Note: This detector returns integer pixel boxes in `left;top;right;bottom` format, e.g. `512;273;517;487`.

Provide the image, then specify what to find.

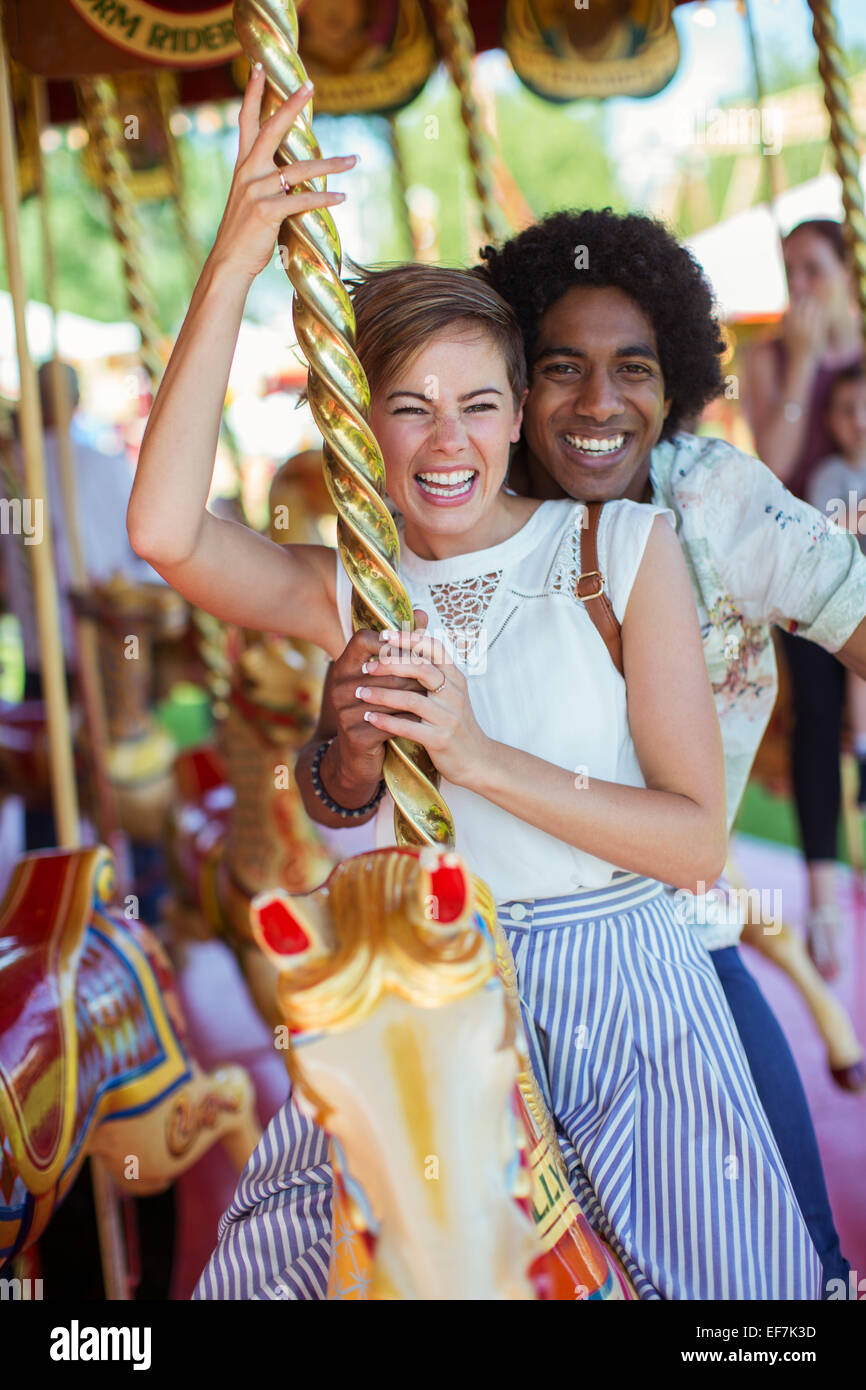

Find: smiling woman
344;262;535;557
369;331;529;556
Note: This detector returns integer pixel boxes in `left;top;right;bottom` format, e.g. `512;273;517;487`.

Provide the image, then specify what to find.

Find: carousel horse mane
252;847;504;1108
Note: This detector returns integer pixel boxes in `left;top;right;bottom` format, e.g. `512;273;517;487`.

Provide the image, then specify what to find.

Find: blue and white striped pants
193;872;821;1300
500;872;822;1300
193;1099;331;1301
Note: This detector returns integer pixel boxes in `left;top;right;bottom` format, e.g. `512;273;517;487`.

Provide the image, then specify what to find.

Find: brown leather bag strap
576;501;624;677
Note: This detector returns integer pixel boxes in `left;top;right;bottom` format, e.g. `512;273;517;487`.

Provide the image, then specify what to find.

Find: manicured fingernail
300;80;314;95
333;192;346;202
361;660;377;674
363;711;375;722
355;686;368;699
380;630;398;642
254;62;263;72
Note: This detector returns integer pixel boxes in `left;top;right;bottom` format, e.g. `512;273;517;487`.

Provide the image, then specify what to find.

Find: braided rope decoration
429;0;502;247
808;0;866;325
76;78;164;389
385;115;416;259
232;0;453;847
0;437;37;635
154;72;202;283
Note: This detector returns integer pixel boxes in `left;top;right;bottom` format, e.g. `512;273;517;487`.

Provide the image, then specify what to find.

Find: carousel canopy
4;1;698;120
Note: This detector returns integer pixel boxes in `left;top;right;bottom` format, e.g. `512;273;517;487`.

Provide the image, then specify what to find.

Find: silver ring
278;169;290;196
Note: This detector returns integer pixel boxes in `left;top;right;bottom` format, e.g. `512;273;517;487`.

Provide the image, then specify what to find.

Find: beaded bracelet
310;737;386;819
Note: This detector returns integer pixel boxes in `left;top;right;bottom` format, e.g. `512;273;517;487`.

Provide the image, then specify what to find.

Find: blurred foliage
393;73;622;261
674;40;866;238
493;91;624;219
0;137;232;330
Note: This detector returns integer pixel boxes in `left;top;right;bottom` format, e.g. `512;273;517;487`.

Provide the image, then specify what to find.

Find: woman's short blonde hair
346;263;527;408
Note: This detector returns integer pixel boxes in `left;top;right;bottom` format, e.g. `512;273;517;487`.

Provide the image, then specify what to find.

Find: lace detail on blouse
548;514;583;599
427;571;502;663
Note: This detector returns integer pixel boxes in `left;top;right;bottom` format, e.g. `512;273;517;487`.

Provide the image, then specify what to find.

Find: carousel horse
164;452;334;1028
251;845;635;1301
0;843;261;1271
70;575;188;844
165;621;333;1029
0;697;84;815
726;855;866;1091
743;629;865;1091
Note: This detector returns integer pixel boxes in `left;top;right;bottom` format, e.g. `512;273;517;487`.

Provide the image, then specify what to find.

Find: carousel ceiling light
39;128;61;154
169;111;192;136
66;124;88;150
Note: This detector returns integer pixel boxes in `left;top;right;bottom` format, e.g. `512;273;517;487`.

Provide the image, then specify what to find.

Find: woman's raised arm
742;312;821;481
127;66;352;655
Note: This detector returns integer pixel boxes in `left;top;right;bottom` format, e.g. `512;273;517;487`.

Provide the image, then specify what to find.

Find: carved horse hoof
805;906;843;982
830;1058;866;1093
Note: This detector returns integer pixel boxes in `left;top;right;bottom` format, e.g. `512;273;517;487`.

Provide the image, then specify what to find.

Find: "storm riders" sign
67;0;241;65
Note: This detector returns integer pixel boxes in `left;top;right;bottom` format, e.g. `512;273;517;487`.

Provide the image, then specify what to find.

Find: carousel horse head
252;847;540;1301
71;576;189;841
267;449;333;548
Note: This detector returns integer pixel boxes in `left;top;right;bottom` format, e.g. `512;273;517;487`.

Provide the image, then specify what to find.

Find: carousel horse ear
417;849;472;929
250;889;321;964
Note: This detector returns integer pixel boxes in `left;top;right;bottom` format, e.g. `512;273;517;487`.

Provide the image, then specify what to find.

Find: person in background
0;360;162;845
808;361;866;814
745;219;863;979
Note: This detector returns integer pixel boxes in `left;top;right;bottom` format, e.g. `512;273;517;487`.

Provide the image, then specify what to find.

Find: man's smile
560;431;632;464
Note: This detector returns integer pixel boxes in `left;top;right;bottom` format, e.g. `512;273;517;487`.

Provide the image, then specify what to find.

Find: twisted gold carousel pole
153;73;246;506
75;77;164;390
154;72;203;284
0;52;78;848
385;115;417;260
31;75;126;868
232;0;452;848
429;0;502;247
807;0;866;325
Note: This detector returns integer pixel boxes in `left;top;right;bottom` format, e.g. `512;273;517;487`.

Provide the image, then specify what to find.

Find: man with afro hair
479;207;725;454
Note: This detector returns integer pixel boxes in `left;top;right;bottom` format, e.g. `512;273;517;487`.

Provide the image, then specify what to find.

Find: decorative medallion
295;0;436;116
503;0;680;102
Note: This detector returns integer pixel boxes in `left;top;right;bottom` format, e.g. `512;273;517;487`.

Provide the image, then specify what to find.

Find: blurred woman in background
746;219;863;979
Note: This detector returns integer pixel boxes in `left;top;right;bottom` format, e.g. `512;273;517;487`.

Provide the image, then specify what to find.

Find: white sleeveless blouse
335;497;676;904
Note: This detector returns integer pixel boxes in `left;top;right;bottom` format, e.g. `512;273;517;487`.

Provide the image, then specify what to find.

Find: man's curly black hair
477;209;726;440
